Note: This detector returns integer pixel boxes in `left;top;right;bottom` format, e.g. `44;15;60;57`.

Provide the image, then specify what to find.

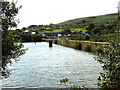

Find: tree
63;29;71;35
1;1;26;78
96;40;120;88
92;27;101;34
86;23;95;30
95;15;120;88
28;25;38;29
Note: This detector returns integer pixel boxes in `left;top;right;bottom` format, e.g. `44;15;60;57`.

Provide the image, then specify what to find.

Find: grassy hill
57;13;117;28
20;13;118;42
22;13;118;31
55;13;118;42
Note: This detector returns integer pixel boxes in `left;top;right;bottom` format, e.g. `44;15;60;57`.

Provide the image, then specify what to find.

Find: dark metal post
117;1;120;53
49;40;52;47
117;1;120;42
0;1;2;74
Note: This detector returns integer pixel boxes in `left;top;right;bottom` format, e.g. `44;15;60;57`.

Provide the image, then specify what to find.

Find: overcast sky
8;0;120;29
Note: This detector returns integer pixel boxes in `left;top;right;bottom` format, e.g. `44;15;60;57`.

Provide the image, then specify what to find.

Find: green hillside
20;13;118;42
57;13;117;28
21;13;118;31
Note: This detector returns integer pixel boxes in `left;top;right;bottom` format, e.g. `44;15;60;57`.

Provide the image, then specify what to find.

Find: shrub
96;46;103;53
20;34;43;42
95;40;120;88
74;42;82;50
84;44;91;52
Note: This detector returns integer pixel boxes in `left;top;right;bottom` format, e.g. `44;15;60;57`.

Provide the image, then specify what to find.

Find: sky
8;0;120;29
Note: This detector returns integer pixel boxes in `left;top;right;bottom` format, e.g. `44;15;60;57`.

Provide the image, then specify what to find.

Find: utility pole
117;1;120;51
118;1;120;31
0;0;2;72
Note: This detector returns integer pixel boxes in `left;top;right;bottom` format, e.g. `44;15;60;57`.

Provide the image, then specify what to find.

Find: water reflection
2;42;102;88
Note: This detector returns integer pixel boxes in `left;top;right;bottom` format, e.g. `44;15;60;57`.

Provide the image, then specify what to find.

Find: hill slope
57;13;117;28
20;13;118;42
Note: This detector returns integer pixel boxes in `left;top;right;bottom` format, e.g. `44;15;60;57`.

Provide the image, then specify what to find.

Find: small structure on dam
49;40;52;47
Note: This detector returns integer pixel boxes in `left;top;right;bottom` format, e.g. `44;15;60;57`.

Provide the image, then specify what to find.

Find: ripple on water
2;42;102;88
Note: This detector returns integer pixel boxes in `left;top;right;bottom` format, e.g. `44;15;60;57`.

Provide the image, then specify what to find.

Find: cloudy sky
8;0;120;29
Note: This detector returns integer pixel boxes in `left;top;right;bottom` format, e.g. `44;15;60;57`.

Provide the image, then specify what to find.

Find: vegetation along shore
1;0;120;89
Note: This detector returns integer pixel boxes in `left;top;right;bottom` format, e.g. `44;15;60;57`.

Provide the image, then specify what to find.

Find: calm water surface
2;42;102;88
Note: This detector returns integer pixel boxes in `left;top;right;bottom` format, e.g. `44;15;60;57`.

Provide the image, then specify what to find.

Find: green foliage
96;40;120;88
58;35;87;40
20;34;43;42
1;1;26;78
94;14;120;88
90;34;117;42
53;28;87;34
22;13;117;42
86;23;95;30
70;28;87;33
92;27;101;34
23;13;117;31
95;18;120;88
74;42;82;50
58;13;117;29
84;44;91;52
95;46;103;53
53;29;64;31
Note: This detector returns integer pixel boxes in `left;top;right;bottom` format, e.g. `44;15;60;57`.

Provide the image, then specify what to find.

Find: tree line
1;0;120;88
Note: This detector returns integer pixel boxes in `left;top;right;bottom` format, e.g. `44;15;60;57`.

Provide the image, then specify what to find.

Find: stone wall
53;40;110;52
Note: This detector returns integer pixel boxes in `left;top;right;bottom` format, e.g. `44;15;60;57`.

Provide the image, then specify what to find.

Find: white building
31;32;36;34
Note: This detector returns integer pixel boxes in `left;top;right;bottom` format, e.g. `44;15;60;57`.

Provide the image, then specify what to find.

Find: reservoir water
2;42;102;88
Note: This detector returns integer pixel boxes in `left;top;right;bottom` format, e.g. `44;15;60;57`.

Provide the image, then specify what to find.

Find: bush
84;44;91;52
96;46;103;53
20;34;43;42
74;42;82;50
95;40;120;88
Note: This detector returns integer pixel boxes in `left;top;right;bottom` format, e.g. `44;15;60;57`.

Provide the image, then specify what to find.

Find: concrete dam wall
51;40;110;52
